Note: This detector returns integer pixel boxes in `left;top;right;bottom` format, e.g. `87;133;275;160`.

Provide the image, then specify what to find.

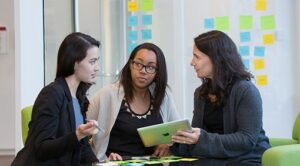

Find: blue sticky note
254;46;265;57
141;29;152;40
128;31;138;41
204;18;214;29
240;32;251;42
239;46;250;56
142;15;152;25
242;59;250;69
128;43;138;54
128;16;138;27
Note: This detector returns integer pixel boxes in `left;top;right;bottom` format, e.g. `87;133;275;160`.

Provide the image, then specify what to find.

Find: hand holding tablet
137;119;192;147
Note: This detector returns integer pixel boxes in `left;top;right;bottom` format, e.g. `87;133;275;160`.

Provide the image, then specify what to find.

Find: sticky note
141;29;152;40
204;18;214;29
256;75;268;86
128;43;138;54
263;34;275;44
215;16;229;31
256;0;266;11
128;15;138;26
142;14;152;25
140;0;153;12
242;59;250;69
253;59;265;70
240;32;251;42
239;16;253;30
179;158;198;162
128;1;138;12
128;31;138;41
254;46;265;57
239;46;250;56
261;15;276;30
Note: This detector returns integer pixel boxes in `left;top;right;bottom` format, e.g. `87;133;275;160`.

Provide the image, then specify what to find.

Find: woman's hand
171;128;201;144
75;120;98;140
108;152;123;161
153;144;171;157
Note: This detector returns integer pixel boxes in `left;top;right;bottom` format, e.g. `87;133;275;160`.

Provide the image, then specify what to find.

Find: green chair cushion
269;138;298;147
21;106;33;144
262;144;300;166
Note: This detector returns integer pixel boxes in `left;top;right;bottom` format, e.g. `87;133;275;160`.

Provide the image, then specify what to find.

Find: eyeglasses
131;60;157;74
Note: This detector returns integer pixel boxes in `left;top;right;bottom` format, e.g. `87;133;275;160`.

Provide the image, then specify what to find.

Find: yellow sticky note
263;34;274;44
256;0;266;11
256;75;268;86
128;1;138;12
140;0;153;12
253;59;265;70
179;158;198;162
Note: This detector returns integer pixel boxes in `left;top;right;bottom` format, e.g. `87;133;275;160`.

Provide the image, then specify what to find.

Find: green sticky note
215;16;229;31
239;16;253;30
140;0;153;12
261;15;276;30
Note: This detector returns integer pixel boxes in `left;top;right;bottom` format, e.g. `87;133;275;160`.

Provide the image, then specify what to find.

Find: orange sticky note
128;1;138;12
253;59;265;70
256;75;268;86
256;0;266;11
263;34;274;44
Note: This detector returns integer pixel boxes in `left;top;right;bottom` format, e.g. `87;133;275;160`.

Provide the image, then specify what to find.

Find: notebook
137;119;192;147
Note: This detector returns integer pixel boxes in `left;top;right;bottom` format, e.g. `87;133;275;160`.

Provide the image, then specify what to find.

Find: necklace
124;97;154;119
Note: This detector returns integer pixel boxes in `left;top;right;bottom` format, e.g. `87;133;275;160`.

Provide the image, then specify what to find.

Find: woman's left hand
153;144;171;157
171;128;201;144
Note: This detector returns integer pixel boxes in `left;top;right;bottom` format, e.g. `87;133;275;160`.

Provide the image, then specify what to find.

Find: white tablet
137;119;192;147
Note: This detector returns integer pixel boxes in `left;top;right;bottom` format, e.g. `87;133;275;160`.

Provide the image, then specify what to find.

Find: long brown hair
194;30;253;106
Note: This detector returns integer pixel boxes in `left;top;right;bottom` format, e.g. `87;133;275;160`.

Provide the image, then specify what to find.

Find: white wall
13;0;44;153
0;0;16;155
154;0;299;138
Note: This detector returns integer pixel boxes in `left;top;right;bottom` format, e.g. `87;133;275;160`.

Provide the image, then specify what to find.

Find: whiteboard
151;0;297;137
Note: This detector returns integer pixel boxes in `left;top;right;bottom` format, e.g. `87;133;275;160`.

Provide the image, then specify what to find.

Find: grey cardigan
183;80;270;163
87;82;179;161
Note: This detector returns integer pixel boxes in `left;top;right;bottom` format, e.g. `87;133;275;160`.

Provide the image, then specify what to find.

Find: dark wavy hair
56;32;100;112
194;30;253;106
119;43;167;113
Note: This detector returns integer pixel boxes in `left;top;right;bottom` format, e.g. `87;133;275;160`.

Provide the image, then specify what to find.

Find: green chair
269;112;300;147
262;112;300;166
21;106;33;144
262;144;300;166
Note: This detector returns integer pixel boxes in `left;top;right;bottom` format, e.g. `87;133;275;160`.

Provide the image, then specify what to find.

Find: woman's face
190;45;213;79
74;46;100;84
130;49;157;90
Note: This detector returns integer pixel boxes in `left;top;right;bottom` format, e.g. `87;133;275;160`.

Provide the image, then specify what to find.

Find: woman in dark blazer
12;32;101;166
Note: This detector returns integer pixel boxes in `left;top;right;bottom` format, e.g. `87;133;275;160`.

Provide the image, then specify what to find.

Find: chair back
292;112;300;143
21;106;33;144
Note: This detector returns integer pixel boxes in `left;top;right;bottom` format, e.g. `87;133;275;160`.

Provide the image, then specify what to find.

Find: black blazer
12;78;98;166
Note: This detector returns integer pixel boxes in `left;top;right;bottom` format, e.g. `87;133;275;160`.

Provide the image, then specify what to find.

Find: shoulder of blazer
52;77;72;102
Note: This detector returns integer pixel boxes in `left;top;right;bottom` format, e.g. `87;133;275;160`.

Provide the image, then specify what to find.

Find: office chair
21;106;32;144
262;112;300;166
269;112;300;147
